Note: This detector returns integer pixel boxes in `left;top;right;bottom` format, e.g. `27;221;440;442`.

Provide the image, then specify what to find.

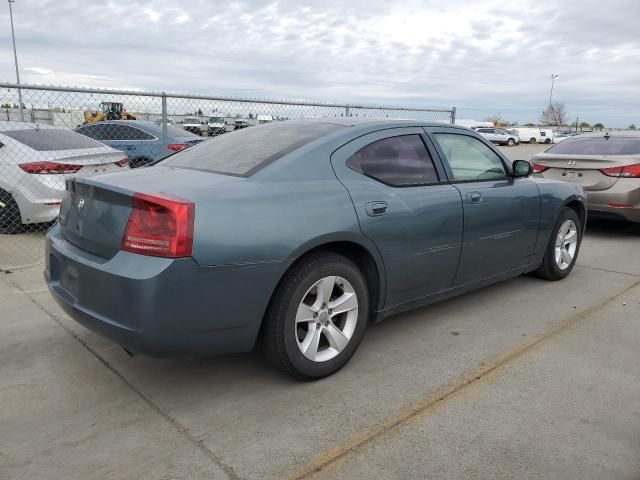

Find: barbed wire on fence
0;82;455;269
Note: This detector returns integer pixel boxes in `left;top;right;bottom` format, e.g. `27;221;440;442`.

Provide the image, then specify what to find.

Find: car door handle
365;201;390;216
467;192;483;204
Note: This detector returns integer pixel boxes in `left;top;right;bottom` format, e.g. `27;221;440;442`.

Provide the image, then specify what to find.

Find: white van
509;127;553;144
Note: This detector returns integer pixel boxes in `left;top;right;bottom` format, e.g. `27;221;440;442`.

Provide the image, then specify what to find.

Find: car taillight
600;163;640;178
121;192;194;258
19;161;83;174
532;163;549;173
114;157;129;167
167;143;189;152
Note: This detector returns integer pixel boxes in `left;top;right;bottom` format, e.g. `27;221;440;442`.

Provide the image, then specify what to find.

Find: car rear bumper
45;224;286;356
587;181;640;223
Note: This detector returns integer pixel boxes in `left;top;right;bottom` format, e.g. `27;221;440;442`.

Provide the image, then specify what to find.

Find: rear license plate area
561;169;584;182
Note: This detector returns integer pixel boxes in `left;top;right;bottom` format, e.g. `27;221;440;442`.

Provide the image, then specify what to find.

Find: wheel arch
563;197;586;230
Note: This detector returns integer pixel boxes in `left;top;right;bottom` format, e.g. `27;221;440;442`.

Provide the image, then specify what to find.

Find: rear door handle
365;201;390;217
467;192;483;204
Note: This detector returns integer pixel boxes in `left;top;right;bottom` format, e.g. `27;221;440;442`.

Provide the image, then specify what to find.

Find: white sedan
0;122;128;234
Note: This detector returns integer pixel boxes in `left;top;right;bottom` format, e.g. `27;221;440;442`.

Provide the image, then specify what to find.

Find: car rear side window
163;121;344;176
76;124;155;141
347;135;439;187
3;128;104;151
433;133;507;181
547;137;640;155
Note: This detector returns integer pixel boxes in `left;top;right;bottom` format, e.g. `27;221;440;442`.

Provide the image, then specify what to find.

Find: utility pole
8;0;24;121
549;74;559;109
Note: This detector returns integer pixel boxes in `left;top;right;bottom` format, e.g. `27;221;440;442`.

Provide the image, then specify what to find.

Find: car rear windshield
3;128;104;151
163;121;345;175
547;137;640;155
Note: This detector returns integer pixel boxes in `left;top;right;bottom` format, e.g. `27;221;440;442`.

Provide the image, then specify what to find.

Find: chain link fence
0;82;455;269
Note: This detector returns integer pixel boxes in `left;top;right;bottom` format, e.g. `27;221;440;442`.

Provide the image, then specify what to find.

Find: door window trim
424;128;515;184
333;127;450;189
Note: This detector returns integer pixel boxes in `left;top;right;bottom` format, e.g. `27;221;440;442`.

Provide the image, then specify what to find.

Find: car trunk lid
531;154;639;191
59;166;242;259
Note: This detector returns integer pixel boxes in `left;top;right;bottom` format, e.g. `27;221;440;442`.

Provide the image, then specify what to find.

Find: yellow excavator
84;102;137;124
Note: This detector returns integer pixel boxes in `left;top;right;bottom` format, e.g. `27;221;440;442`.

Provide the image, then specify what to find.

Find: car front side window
347;134;439;187
433;133;508;181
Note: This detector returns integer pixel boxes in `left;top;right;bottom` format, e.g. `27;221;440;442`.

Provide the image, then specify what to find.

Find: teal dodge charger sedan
45;119;586;379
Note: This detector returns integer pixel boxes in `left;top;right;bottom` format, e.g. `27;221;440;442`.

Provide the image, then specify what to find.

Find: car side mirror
512;160;532;178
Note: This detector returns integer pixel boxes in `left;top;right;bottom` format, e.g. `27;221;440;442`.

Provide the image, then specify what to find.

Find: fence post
161;93;168;149
345;105;350;117
450;106;457;125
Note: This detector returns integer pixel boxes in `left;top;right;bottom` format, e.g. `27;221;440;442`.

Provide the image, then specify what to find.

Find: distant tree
540;103;568;126
1;103;11;108
485;113;508;126
579;122;591;131
197;108;203;116
629;124;637;130
524;122;536;127
593;122;604;131
248;113;254;119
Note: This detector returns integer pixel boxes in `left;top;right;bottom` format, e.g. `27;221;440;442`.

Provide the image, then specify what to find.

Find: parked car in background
207;116;227;136
75;120;204;168
154;118;174;126
0;122;128;234
552;131;580;143
234;120;251;130
510;127;553;144
474;127;520;146
45;119;585;380
532;132;640;223
182;117;206;136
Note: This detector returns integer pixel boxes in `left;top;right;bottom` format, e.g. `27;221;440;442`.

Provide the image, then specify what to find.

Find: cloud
1;0;639;125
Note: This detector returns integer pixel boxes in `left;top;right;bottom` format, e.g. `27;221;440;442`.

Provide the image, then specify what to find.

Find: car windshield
184;118;200;124
2;128;104;151
546;137;640;155
167;125;198;137
163;121;344;175
209;117;225;123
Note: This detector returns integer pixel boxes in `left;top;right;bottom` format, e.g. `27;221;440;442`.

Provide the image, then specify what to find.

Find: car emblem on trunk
567;160;577;167
77;198;85;211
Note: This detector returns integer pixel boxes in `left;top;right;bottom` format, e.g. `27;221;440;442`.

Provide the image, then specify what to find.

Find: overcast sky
1;0;639;126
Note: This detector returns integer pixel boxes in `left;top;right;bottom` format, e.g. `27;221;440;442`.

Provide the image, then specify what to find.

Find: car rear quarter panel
189;139;366;268
532;178;587;258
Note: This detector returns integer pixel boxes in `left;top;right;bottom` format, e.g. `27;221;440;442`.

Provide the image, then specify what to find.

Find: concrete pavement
0;218;639;479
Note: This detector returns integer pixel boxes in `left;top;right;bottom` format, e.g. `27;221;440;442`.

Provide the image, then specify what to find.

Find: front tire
263;252;369;380
507;138;516;146
533;208;582;280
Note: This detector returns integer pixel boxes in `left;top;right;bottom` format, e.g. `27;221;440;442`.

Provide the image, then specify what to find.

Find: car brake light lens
114;157;129;167
600;163;640;178
121;192;194;258
532;163;549;173
19;161;83;174
167;143;189;152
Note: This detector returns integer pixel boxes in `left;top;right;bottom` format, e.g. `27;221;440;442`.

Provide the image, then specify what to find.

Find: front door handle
466;192;483;204
365;201;390;217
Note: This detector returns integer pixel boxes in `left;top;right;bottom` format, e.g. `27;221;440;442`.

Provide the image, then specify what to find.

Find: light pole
548;74;559;108
8;0;24;121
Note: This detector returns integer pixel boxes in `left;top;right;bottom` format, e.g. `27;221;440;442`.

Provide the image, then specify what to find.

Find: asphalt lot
1;142;639;479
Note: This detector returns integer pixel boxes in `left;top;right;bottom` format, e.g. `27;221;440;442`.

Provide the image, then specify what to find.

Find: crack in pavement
11;279;241;480
576;263;639;277
289;278;640;480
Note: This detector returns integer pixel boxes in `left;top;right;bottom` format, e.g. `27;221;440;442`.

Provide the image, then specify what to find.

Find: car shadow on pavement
585;218;640;237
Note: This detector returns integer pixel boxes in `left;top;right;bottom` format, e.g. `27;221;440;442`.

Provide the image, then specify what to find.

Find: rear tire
533;208;582;281
262;252;369;380
0;189;22;234
507;138;516;146
530;137;537;144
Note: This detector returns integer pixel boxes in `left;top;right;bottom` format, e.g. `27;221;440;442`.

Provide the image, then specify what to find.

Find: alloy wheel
554;219;578;270
295;276;359;362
